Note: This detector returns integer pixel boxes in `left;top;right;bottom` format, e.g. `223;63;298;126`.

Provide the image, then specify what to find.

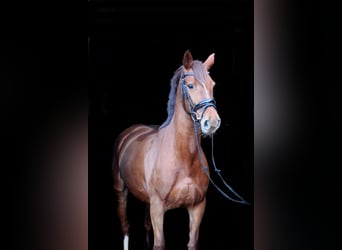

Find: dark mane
159;66;183;128
160;60;208;128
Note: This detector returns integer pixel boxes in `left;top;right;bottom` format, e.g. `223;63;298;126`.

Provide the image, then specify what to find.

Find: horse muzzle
200;111;221;135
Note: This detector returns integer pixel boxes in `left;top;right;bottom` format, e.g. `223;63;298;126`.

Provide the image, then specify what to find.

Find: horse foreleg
150;198;165;250
144;204;152;250
187;199;206;250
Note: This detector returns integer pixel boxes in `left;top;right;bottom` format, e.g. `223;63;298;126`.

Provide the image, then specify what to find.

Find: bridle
180;70;251;205
180;72;217;122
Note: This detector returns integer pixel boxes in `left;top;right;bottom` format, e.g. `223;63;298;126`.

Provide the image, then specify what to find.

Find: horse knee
188;247;198;250
187;243;198;250
153;246;165;250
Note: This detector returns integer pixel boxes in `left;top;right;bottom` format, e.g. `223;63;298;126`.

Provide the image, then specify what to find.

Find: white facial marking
124;235;129;250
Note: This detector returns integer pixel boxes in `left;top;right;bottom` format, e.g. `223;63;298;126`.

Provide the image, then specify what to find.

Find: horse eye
187;83;194;89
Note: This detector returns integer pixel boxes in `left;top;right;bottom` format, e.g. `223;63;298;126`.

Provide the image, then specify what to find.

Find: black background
89;1;253;249
4;0;341;249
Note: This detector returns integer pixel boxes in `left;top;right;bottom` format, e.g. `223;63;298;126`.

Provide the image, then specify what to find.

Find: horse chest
163;177;207;209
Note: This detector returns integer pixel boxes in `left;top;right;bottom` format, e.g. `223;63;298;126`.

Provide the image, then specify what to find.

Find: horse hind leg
144;204;152;250
113;165;130;250
118;188;129;250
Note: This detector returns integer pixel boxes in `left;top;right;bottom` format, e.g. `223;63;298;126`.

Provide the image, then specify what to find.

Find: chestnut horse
113;50;221;250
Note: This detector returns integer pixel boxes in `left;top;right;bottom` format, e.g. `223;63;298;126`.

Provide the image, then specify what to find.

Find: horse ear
203;53;215;70
182;50;193;70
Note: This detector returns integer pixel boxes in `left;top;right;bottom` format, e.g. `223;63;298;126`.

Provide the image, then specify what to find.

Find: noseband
180;72;217;122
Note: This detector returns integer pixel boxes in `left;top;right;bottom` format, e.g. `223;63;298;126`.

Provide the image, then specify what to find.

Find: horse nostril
204;120;210;129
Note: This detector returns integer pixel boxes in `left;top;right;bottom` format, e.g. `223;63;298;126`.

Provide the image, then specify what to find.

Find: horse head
181;50;221;135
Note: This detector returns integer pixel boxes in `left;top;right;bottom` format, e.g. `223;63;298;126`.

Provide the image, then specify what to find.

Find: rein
181;72;251;205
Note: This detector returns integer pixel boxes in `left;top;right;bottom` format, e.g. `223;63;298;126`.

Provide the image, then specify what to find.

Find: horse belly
119;149;149;202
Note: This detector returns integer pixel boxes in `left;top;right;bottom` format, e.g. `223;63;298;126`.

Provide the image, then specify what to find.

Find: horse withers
113;50;220;250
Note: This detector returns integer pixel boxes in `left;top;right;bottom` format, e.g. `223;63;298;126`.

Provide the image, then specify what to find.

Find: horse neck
164;88;201;155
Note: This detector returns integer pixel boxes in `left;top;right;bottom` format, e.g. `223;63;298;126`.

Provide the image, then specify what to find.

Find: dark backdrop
89;1;253;249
